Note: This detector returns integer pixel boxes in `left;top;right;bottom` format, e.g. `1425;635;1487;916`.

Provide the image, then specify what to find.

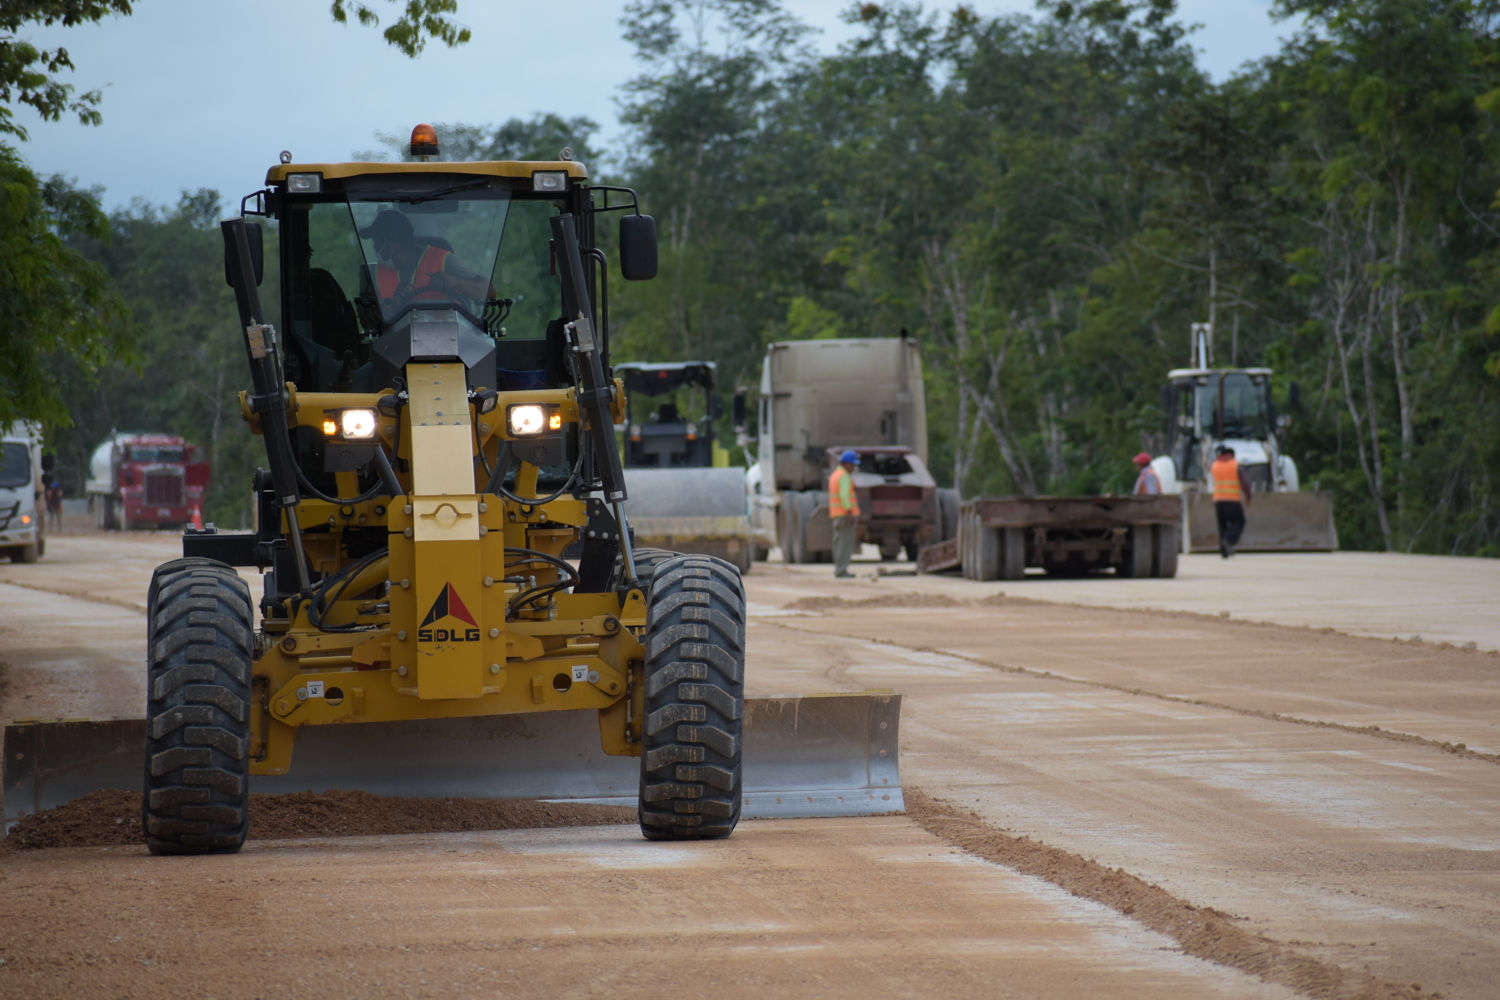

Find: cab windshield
280;176;563;392
1193;373;1270;441
0;443;29;489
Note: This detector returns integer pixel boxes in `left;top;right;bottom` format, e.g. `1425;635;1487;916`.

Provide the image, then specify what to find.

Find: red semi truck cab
86;433;209;530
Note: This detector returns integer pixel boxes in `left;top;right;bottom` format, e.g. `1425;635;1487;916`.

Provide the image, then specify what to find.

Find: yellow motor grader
140;129;746;853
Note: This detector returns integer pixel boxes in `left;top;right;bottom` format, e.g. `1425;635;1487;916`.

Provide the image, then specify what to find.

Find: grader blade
4;691;902;832
1185;490;1338;552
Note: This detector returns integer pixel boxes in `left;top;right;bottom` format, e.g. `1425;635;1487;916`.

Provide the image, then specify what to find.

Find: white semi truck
0;423;47;563
740;336;956;563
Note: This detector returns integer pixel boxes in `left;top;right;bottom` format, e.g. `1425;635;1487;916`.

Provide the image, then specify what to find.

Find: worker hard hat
839;450;858;464
1132;452;1152;466
358;210;414;244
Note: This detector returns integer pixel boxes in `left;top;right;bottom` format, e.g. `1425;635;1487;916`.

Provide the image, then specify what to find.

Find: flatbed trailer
917;495;1181;579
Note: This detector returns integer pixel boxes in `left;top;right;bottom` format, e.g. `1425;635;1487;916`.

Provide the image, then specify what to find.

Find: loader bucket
623;467;755;570
1185;490;1338;552
3;691;903;832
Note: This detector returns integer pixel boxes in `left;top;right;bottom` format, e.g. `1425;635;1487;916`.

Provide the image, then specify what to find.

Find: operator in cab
829;449;861;579
1132;452;1161;494
359;210;492;310
1211;445;1253;558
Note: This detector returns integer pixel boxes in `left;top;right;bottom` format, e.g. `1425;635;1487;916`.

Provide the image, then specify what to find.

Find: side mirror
1288;381;1301;410
731;391;747;433
1158;384;1172;415
619;214;658;281
223;221;264;288
708;393;725;420
41;453;56;473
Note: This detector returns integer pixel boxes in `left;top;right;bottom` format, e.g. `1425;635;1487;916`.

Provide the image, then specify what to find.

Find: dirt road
1;536;1496;998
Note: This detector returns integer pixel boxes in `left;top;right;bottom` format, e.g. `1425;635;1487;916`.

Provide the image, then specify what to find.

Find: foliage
0;143;131;430
328;0;470;57
0;0;131;141
603;0;1500;554
48;191;271;526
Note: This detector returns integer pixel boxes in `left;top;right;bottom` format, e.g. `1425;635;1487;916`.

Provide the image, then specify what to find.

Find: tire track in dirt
905;787;1432;1000
764;613;1500;766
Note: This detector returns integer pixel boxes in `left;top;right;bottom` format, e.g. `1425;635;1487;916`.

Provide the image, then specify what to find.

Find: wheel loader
0;130;906;847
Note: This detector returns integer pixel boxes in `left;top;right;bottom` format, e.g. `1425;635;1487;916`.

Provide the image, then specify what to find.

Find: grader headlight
340;409;379;439
323;409;379;440
508;404;547;437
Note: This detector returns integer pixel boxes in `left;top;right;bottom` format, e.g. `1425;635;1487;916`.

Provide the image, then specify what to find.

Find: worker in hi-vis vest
1210;445;1253;558
359;210;493;311
829;449;861;579
1132;452;1161;494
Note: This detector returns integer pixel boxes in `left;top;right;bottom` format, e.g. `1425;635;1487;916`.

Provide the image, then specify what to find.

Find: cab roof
265;160;589;185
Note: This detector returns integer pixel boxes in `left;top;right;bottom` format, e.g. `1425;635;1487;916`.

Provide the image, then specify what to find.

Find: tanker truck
86;432;209;531
741;335;954;564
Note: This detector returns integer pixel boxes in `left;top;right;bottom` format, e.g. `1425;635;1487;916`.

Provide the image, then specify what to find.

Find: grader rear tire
639;553;745;840
142;558;254;855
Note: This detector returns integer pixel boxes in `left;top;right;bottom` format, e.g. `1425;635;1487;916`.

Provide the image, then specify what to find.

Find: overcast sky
15;0;1299;210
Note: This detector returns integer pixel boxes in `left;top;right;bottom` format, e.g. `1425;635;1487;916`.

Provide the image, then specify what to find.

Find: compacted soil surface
0;536;1495;998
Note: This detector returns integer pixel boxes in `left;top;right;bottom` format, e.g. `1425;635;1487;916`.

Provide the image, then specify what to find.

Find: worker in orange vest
829;449;861;579
1210;445;1253;558
1132;452;1161;494
358;210;493;311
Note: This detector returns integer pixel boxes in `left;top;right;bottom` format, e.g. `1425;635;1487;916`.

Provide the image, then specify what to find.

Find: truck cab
0;423;45;563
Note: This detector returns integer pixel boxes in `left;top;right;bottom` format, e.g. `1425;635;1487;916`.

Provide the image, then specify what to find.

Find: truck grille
145;471;184;506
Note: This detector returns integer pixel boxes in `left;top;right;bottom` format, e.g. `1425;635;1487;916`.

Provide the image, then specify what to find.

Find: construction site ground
1;532;1496;999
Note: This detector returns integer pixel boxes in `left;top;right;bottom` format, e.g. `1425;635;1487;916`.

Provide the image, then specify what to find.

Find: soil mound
785;592;965;612
5;788;635;851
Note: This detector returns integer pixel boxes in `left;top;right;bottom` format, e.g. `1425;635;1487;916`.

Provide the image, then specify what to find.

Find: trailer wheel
639;553;745;840
1152;525;1179;578
142;558;254;856
791;492;820;564
1117;525;1153;578
904;539;921;562
937;488;960;542
779;491;800;564
878;540;902;561
998;527;1025;580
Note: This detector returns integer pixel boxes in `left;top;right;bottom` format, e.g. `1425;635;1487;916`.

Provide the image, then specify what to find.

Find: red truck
86;432;209;530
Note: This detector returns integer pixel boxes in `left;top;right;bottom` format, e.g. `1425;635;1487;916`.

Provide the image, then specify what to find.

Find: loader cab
256;160;619;499
617;362;722;468
1163;368;1278;490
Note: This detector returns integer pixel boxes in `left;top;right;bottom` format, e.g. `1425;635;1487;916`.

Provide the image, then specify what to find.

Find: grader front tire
639;553;746;840
142;558;254;856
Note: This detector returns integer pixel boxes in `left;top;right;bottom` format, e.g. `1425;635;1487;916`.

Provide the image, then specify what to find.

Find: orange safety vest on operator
828;466;860;518
1211;456;1243;502
377;245;450;303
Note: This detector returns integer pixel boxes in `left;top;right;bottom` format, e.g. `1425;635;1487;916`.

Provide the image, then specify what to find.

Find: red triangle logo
420;583;477;628
445;584;477;627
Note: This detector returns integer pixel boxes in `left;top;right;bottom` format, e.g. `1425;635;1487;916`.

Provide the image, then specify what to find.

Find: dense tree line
608;0;1500;556
8;0;1498;554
